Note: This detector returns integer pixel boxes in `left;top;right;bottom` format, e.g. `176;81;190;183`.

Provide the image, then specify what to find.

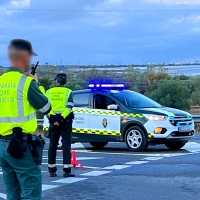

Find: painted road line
42;157;103;161
42;163;102;169
0;193;6;199
43;150;91;153
52;177;87;184
143;157;164;161
80;171;111;177
184;142;200;152
103;165;130;170
42;184;58;191
125;161;149;165
142;157;164;161
71;143;86;150
0;172;3;175
81;166;103;169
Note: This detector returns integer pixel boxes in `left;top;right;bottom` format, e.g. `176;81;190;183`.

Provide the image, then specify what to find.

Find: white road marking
0;172;3;175
103;165;130;170
43;150;90;153
125;161;149;165
80;171;111;176
184;142;200;152
0;193;6;199
42;184;58;191
42;163;102;169
82;166;103;169
42;157;103;161
52;177;87;184
71;143;87;150
142;157;164;161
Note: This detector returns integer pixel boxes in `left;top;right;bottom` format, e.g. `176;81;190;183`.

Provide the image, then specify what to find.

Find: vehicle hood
142;107;191;117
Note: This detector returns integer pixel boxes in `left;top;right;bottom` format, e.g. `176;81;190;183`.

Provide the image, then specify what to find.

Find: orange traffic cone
71;150;84;168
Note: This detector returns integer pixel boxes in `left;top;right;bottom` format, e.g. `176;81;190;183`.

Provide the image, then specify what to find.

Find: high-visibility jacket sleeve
28;80;51;115
61;91;74;118
39;85;46;95
46;89;55;116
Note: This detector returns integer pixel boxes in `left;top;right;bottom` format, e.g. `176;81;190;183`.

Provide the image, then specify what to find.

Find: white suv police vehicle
43;83;195;152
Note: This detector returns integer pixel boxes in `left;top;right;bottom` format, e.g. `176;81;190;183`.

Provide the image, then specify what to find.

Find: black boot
48;167;57;177
63;167;75;177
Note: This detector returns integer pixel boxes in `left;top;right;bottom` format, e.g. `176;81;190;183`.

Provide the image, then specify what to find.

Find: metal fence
37;115;200;126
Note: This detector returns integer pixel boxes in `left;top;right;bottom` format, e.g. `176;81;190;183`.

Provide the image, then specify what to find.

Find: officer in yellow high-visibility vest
0;39;51;200
46;73;75;177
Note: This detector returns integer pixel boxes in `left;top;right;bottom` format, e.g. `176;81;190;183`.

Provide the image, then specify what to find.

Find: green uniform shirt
7;67;51;114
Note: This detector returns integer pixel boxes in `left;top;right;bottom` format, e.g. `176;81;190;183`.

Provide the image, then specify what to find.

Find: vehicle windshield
110;90;162;108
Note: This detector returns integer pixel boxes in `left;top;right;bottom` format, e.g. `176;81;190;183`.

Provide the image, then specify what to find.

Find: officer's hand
53;122;59;126
26;73;39;83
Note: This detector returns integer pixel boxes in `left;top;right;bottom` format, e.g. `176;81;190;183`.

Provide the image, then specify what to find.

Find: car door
90;94;121;141
72;93;92;141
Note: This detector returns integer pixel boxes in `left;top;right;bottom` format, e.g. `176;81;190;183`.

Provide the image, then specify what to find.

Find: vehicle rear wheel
165;142;186;150
90;142;108;149
125;126;148;152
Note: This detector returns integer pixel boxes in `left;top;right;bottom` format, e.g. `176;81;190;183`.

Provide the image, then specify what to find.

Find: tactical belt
0;134;31;141
0;135;13;140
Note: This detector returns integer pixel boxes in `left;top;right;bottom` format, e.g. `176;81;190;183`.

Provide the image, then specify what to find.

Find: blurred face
9;48;31;72
21;51;31;72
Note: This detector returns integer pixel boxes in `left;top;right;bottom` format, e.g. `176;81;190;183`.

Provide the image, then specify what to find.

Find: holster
7;127;27;158
65;112;74;122
29;135;45;165
49;114;64;124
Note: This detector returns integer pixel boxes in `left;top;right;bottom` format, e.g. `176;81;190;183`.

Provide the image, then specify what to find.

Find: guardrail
37;115;200;126
192;115;200;123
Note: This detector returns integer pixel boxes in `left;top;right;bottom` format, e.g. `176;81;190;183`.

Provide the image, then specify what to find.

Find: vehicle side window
94;94;117;110
73;93;90;107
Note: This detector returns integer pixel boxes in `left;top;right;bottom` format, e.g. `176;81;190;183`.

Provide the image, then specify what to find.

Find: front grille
170;116;192;126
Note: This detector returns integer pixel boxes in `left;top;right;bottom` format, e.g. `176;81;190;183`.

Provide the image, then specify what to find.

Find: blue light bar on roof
88;83;125;89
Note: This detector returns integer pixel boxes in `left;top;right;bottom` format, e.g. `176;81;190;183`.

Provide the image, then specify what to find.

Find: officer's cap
54;73;67;81
8;39;38;56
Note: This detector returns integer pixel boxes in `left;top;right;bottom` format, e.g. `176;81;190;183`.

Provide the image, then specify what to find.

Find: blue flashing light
88;83;125;89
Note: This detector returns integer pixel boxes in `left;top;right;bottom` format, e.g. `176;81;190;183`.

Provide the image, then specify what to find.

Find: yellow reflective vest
46;87;72;118
0;71;37;136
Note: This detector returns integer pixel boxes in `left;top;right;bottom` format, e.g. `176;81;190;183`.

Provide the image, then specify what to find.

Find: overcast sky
0;0;200;66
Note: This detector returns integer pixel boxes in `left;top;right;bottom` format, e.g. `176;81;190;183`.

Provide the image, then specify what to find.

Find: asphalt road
1;136;200;200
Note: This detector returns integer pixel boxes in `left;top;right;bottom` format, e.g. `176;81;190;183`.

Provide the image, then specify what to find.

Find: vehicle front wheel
165;142;186;150
90;142;108;149
125;126;148;152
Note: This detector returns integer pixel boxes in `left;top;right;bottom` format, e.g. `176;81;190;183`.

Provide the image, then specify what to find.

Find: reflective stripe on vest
0;75;36;123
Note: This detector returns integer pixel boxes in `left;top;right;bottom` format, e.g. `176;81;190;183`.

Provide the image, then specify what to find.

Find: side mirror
107;104;118;110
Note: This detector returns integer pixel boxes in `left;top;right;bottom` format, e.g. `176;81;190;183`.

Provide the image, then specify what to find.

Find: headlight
144;114;167;121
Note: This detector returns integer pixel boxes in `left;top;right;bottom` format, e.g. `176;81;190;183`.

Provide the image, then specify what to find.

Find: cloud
0;0;200;66
10;0;31;8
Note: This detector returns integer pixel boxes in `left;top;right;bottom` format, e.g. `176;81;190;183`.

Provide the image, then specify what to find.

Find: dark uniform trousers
0;139;41;200
48;118;72;173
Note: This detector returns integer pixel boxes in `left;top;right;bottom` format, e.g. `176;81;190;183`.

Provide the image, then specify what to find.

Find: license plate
178;125;193;133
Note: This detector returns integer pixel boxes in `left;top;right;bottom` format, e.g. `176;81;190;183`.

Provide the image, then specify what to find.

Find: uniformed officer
47;73;75;177
0;39;51;200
